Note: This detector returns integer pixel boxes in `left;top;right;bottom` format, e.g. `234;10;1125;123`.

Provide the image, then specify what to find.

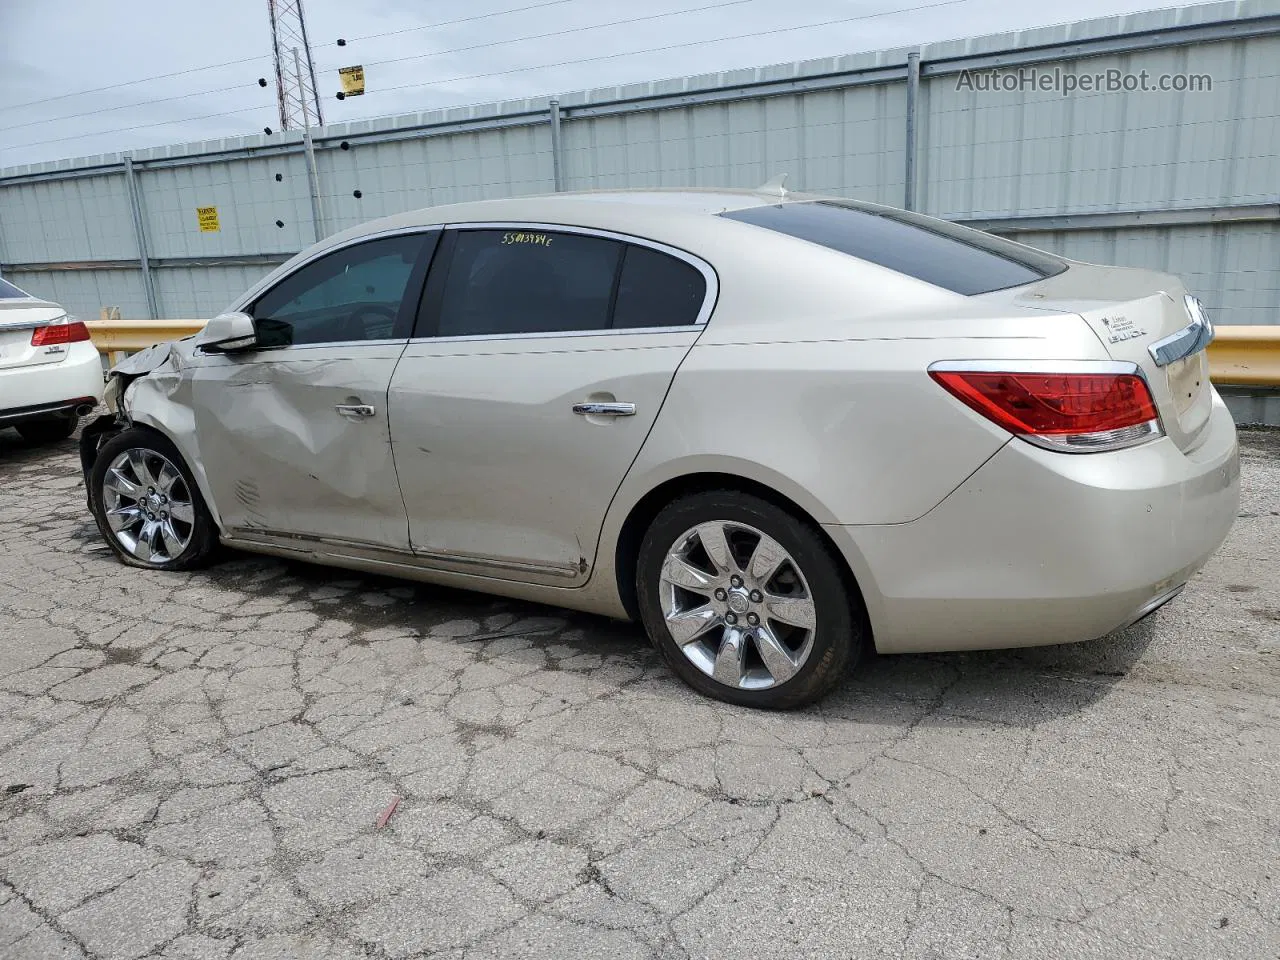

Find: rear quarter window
0;278;32;299
720;200;1066;295
612;245;706;329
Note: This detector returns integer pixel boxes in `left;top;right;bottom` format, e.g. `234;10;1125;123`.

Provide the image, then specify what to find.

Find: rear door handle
572;402;636;417
335;403;377;419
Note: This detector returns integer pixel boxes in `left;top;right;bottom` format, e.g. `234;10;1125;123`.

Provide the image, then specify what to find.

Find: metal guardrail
86;320;1280;387
1205;325;1280;387
85;319;205;366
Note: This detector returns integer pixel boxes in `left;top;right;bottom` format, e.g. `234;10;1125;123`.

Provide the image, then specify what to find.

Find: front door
191;230;437;549
389;226;715;584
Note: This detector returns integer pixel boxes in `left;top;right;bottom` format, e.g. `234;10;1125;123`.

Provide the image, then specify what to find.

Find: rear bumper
827;390;1241;653
0;342;104;423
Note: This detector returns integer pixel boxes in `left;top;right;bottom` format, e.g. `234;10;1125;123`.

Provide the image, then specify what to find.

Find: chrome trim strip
927;359;1140;375
223;528;582;580
0;312;68;333
0;400;85;423
1019;418;1162;454
407;325;699;345
1149;296;1214;367
572;401;636;417
205;337;409;356
411;548;582;580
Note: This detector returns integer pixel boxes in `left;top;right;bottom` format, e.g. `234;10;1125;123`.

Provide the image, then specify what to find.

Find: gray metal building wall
1;0;1277;335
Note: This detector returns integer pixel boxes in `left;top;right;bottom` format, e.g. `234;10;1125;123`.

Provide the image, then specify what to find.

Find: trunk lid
0;301;73;372
1000;262;1214;452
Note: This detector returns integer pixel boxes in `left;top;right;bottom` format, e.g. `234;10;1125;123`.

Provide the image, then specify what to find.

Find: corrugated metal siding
137;155;312;258
0;171;135;263
1011;221;1280;325
561;84;906;203
315;123;554;235
1222;389;1280;424
152;265;272;319
922;36;1280;218
4;269;148;319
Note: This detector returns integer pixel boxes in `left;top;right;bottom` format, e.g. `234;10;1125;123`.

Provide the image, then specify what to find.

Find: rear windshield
720;200;1066;295
0;278;31;299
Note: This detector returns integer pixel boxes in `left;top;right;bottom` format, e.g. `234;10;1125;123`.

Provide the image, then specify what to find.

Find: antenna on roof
756;173;788;199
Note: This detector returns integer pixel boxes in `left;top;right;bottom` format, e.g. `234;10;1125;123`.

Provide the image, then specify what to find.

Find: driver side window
251;233;430;348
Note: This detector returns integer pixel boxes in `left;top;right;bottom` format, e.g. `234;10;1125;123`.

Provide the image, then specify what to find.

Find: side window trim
412;229;458;340
411;222;719;343
240;227;442;350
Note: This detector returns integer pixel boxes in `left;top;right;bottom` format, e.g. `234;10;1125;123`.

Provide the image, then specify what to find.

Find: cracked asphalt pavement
0;427;1277;960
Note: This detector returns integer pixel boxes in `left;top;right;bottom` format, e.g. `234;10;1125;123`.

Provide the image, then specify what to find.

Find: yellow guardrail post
85;320;207;367
1207;326;1280;388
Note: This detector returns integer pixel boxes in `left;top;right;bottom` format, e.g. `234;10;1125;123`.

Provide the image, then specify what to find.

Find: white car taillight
929;361;1163;453
31;316;91;346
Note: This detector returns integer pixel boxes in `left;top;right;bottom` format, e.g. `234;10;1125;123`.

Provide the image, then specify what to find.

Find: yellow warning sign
196;206;220;232
339;65;365;97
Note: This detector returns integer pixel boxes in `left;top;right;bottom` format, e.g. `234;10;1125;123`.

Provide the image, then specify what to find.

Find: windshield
0;278;32;299
720;200;1067;295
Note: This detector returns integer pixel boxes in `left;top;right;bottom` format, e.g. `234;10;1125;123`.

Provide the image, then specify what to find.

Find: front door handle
335;403;377;419
572;402;636;417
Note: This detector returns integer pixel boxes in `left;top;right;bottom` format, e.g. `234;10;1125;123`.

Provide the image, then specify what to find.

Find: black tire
16;413;77;444
636;490;866;709
89;427;219;571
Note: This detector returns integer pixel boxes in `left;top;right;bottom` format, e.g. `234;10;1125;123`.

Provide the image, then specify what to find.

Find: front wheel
88;428;219;570
636;490;866;709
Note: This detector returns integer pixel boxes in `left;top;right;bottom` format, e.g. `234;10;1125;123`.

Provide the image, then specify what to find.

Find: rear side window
612;245;706;328
435;230;621;337
721;201;1065;295
0;278;31;299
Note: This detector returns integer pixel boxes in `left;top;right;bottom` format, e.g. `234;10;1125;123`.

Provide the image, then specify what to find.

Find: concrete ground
0;427;1277;960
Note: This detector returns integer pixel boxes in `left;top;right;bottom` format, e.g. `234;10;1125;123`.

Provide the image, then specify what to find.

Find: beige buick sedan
80;188;1239;708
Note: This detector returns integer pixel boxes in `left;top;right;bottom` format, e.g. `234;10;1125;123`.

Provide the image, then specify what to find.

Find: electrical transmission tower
267;0;324;130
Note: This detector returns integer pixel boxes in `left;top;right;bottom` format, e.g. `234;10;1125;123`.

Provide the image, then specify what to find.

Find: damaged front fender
78;337;223;529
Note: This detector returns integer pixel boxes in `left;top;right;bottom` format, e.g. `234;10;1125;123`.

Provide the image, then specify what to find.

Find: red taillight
930;368;1161;452
31;320;90;346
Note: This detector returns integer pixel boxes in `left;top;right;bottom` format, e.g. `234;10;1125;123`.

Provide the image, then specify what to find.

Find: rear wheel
636;490;865;709
89;428;218;570
16;413;77;444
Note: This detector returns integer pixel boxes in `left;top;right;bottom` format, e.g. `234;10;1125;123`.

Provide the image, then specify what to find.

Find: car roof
315;187;799;255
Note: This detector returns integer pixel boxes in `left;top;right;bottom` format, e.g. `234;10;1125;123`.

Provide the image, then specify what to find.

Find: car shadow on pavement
0;427;79;460
825;616;1161;727
15;412;1159;736
194;542;1159;731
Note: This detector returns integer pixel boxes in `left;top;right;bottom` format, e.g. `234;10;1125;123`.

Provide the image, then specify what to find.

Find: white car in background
0;278;104;444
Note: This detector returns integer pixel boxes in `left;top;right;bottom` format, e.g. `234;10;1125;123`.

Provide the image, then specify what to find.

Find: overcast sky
1;0;1195;169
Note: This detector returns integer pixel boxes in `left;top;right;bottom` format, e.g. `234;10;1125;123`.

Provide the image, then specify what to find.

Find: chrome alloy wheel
101;448;196;564
659;521;817;690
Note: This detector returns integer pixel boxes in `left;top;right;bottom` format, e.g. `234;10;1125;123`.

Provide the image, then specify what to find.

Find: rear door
388;225;715;585
189;230;437;549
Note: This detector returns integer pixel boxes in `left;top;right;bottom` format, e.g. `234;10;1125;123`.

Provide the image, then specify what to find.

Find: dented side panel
114;339;227;530
186;344;412;549
390;330;700;585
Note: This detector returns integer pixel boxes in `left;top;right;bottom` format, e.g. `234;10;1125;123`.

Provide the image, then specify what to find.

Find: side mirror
196;311;258;352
